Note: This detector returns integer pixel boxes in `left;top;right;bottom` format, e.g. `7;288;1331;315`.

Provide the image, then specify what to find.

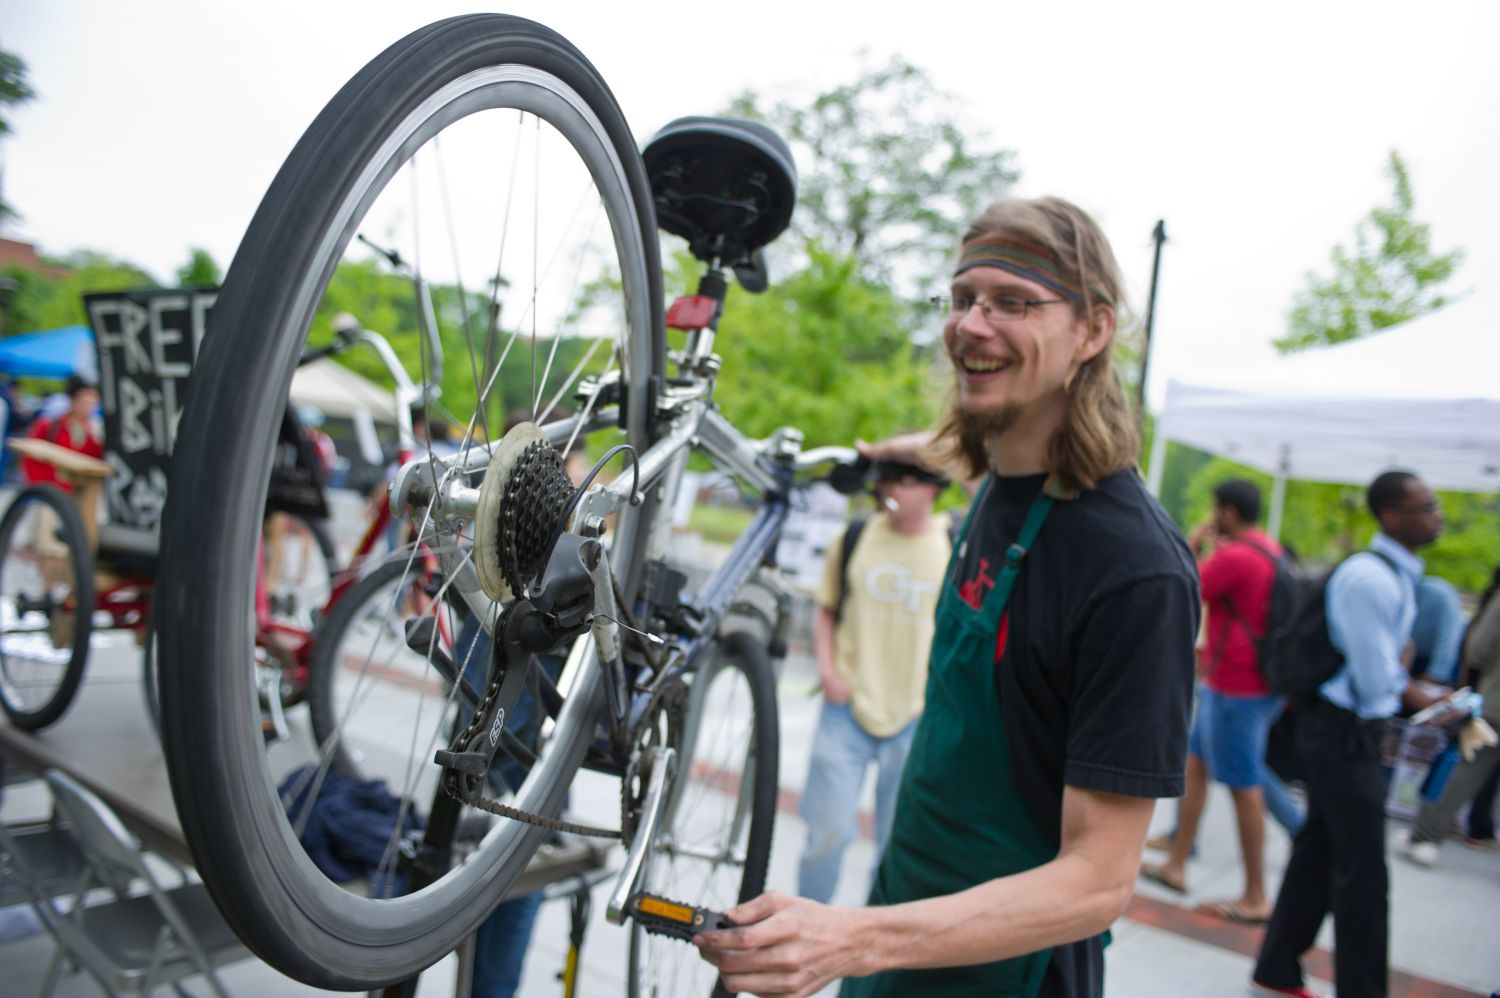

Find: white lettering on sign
148;295;193;378
118;378;153;453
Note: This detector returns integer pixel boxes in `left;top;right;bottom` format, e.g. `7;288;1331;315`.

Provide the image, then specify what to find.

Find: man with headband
697;197;1198;997
797;456;952;906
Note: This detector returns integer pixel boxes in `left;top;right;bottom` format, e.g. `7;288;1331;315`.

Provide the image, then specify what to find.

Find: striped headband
954;238;1111;307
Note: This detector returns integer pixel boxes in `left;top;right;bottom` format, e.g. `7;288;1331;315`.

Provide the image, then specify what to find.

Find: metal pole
1268;444;1291;540
1136;220;1167;423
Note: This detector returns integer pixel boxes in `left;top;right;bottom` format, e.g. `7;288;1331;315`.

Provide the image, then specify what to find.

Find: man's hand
856;431;936;471
821;671;852;705
695;892;870;998
1186;521;1218;559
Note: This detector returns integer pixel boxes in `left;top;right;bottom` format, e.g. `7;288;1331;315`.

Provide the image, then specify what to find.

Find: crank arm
606;746;675;924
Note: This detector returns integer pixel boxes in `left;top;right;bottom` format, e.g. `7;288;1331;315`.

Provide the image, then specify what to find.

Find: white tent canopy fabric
289;358;399;423
1150;293;1500;531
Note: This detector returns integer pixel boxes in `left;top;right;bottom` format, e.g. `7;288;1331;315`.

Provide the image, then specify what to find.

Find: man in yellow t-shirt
797;459;952;903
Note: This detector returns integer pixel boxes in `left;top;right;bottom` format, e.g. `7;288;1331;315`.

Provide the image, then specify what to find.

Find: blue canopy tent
0;325;96;380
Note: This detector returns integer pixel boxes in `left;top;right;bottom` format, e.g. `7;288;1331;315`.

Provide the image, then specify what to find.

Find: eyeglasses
929;293;1067;322
1398;499;1441;515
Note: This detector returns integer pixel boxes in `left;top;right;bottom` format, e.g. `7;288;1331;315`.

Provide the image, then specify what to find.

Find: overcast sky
3;0;1496;409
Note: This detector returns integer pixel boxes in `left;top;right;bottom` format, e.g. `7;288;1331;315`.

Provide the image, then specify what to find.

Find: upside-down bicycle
157;14;858;995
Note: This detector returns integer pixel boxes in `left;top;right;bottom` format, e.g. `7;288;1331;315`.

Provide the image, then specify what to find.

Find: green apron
842;482;1057;998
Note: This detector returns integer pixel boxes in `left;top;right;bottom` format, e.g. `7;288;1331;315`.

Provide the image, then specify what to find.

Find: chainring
621;674;688;847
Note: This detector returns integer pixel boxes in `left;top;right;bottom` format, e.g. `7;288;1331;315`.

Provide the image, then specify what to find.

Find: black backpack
1258;548;1399;703
835;513;958;622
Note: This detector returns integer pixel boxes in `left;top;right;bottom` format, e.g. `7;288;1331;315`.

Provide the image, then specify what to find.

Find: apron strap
987;490;1054;618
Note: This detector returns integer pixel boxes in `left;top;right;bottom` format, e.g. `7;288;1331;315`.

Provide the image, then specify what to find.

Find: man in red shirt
21;375;104;491
1141;479;1289;924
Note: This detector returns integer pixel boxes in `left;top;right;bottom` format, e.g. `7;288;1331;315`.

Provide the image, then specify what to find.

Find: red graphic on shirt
995;611;1010;663
958;556;996;609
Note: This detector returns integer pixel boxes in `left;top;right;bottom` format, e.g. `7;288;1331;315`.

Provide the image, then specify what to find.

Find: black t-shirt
950;469;1199;998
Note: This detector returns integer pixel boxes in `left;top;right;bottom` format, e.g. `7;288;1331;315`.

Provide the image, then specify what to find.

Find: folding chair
0;811;89;911
35;770;250;997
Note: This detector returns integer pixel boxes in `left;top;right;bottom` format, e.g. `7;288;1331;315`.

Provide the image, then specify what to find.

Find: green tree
175;247;222;287
305;257;594;438
672;242;940;448
0;46;37;221
1275;151;1464;354
3;250;156;332
725;57;1018;298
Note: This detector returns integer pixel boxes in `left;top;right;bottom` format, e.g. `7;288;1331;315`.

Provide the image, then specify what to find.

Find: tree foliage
668;242;941;448
0;46;37;221
1275;151;1464;354
2;251;156;332
725;57;1018;298
175;247;222;287
305;256;594;435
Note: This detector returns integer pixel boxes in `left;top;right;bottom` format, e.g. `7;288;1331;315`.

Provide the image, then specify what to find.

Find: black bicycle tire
0;484;96;731
627;629;779;997
304;555;419;777
144;512;338;739
155;15;663;988
0;485;96;730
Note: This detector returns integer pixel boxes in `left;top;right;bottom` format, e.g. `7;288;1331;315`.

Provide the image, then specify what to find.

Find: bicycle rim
0;485;95;730
156;15;662;988
629;630;779;998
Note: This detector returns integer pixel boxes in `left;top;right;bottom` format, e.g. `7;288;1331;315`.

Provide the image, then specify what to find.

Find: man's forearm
849;851;1132;977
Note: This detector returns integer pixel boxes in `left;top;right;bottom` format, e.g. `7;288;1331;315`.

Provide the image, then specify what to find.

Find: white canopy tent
1148;293;1500;536
289;358;399;423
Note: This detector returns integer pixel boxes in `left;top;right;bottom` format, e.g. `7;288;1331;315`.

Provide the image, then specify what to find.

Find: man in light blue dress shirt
1253;470;1445;998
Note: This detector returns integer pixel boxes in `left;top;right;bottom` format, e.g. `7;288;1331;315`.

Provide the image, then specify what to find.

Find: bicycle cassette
473;422;577;602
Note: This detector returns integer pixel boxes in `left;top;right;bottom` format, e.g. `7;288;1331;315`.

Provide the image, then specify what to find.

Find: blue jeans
1189;688;1285;788
1264;768;1306;837
471;892;544;998
797;701;917;903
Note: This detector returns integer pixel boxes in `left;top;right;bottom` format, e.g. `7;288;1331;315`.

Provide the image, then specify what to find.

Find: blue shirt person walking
1253;470;1448;998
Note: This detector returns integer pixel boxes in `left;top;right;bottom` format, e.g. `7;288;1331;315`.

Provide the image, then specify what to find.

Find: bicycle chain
441;635;686;843
440;435;675;841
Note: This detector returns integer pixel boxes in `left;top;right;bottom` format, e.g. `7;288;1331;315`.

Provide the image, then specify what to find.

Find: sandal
1138;862;1187;894
1196;898;1269;924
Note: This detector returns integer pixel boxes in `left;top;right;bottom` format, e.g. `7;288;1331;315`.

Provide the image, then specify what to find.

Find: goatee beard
956;402;1023;463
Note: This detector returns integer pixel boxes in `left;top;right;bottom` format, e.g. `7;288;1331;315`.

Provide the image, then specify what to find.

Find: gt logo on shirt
862;562;938;614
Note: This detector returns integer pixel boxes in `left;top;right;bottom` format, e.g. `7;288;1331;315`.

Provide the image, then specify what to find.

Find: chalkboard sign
83;287;329;531
84;288;216;531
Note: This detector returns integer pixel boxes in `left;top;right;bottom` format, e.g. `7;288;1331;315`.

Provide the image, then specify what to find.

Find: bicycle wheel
143;512;338;738
0;485;95;731
305;554;458;778
628;630;779;998
155;14;663;988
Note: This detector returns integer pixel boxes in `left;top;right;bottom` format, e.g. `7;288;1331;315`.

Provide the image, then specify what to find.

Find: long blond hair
931;197;1139;491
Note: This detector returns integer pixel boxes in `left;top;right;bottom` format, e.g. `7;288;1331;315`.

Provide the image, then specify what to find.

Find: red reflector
666;295;717;330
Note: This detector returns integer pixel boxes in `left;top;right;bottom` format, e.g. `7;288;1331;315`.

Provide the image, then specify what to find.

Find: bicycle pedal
626;892;733;941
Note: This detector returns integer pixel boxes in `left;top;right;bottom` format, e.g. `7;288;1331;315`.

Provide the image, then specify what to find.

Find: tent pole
1145;430;1168;496
1267;444;1290;539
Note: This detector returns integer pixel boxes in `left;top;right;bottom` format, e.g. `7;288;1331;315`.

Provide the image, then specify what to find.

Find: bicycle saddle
643;116;797;279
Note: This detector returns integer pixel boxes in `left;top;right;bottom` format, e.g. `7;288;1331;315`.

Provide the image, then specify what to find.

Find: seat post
683;267;728;366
